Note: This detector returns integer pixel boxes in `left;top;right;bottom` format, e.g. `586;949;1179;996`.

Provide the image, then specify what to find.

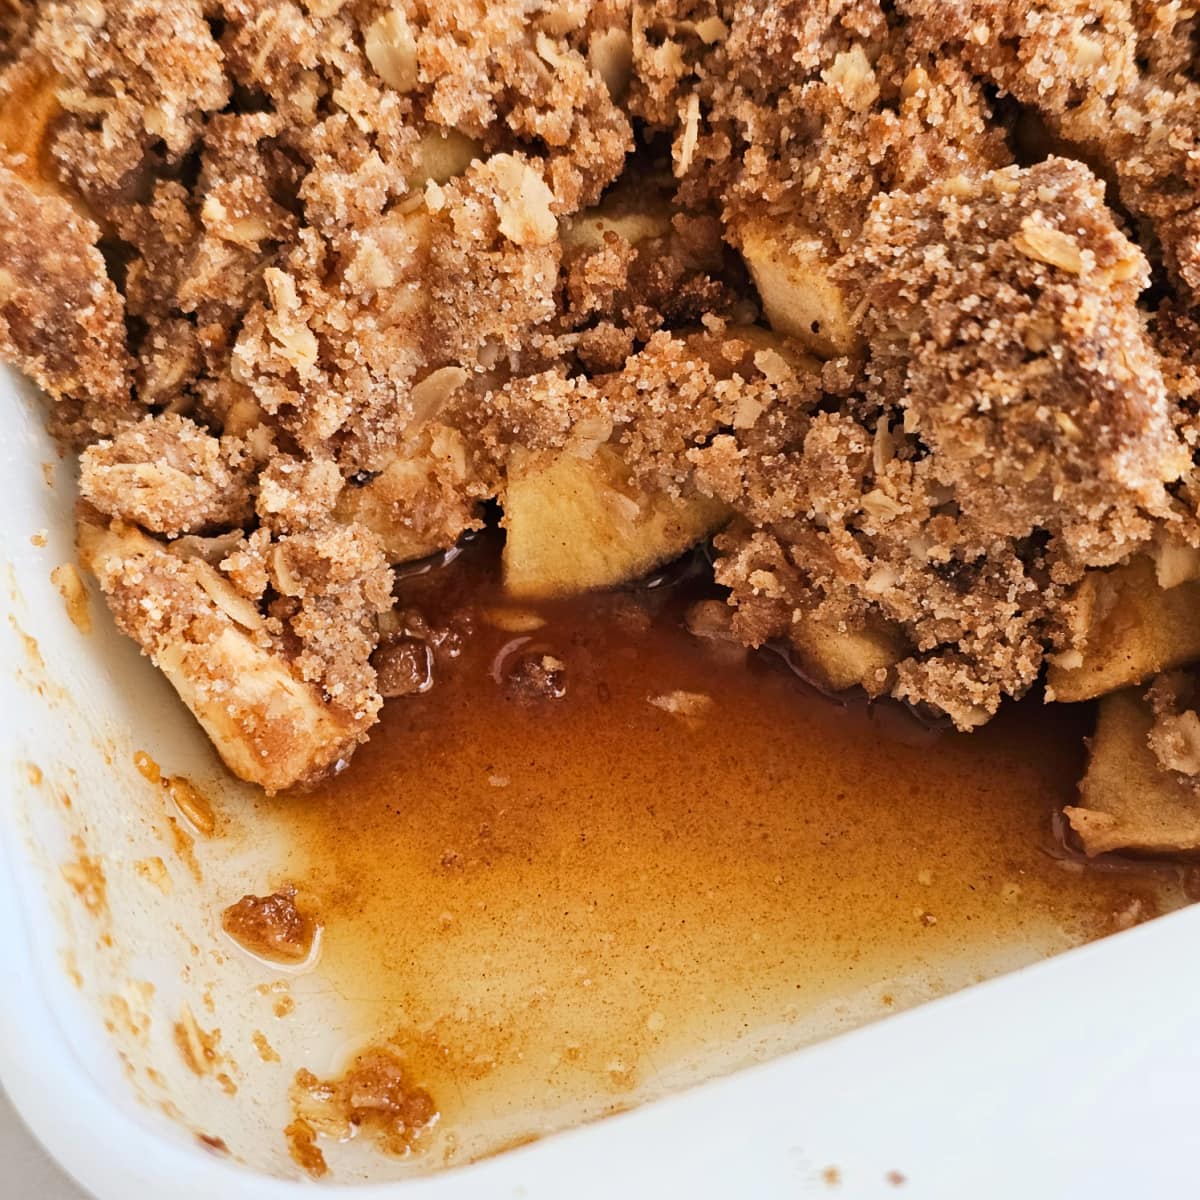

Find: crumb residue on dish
50;561;90;633
252;1031;280;1064
286;1048;438;1179
60;838;106;918
164;774;218;837
133;856;173;895
221;889;317;966
174;1002;237;1096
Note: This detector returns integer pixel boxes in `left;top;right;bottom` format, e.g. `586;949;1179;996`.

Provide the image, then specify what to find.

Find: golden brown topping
7;0;1200;756
80;414;253;537
0;166;131;441
900;0;1200;295
847;158;1185;560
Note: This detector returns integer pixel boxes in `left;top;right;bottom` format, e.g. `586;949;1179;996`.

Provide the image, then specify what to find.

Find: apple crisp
4;1;1200;843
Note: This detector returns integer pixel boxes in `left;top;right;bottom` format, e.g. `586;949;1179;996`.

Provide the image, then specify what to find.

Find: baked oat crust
4;1;1200;791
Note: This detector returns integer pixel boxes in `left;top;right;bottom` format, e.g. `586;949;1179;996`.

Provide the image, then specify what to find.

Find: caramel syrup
262;542;1180;1170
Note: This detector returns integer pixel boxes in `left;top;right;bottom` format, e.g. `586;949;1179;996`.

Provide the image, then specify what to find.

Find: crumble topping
5;1;1200;789
900;0;1200;295
80;413;254;537
0;165;131;437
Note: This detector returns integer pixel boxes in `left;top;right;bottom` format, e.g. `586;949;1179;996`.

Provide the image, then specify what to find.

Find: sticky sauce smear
267;549;1183;1172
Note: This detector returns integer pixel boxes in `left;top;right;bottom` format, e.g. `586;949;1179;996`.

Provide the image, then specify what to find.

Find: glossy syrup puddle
259;546;1183;1172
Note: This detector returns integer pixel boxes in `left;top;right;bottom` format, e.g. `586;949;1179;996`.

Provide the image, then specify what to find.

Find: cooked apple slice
561;203;672;251
407;128;480;187
1045;556;1200;703
560;185;673;251
732;214;862;359
79;515;370;792
1066;688;1200;855
0;61;66;197
502;443;730;598
789;610;907;695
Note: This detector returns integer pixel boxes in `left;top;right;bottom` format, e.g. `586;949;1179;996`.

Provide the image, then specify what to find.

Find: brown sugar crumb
79;415;253;538
221;889;317;965
0;167;133;442
632;2;1008;247
34;0;229;203
709;159;1189;729
502;652;568;702
287;1048;438;1177
372;637;435;698
848;158;1181;562
901;0;1200;296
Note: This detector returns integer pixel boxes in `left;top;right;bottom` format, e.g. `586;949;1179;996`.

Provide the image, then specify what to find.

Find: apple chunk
1045;556;1200;703
733;214;862;359
79;515;369;792
561;197;673;252
1066;688;1200;856
502;444;730;599
789;610;907;695
0;62;67;199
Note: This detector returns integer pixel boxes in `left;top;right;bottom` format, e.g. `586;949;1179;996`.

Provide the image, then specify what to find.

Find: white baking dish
3;362;1200;1199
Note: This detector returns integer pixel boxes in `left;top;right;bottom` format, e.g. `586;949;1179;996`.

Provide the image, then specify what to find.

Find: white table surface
1;1086;90;1199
